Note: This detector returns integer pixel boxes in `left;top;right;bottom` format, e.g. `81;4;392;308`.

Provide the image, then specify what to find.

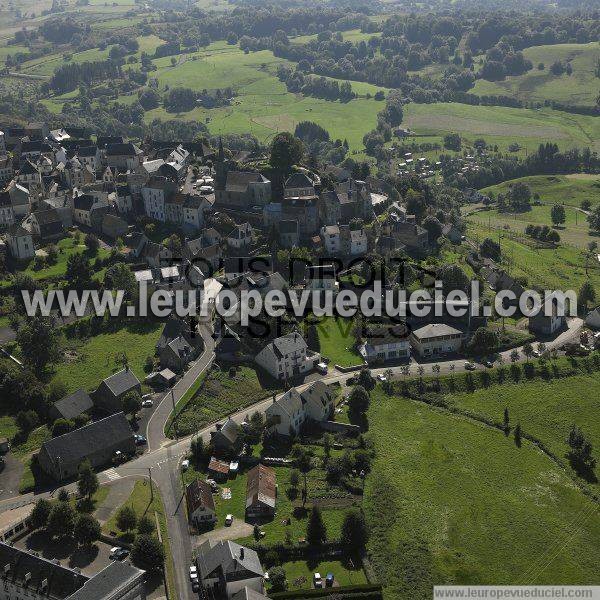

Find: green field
445;372;600;470
402;103;600;154
20;34;164;76
468;222;600;292
51;321;162;393
40;42;385;151
481;174;600;209
472;43;600;106
315;317;362;367
365;390;600;598
467;203;596;248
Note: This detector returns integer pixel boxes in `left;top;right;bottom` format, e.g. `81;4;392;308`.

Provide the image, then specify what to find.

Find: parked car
134;434;147;446
464;361;476;370
377;373;387;382
482;359;494;368
141;399;153;408
206;479;218;492
225;514;233;526
110;547;129;560
325;573;335;587
192;581;199;593
189;566;198;582
181;459;190;471
313;573;323;588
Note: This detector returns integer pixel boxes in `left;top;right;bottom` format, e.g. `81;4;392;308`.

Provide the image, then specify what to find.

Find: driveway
0;453;24;501
192;521;253;549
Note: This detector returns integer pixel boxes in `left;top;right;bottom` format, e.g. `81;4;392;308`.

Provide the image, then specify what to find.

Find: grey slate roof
101;368;140;397
52;389;93;420
284;172;313;189
0;541;88;598
73;194;95;211
217;417;239;444
411;323;464;339
41;412;133;467
225;171;268;193
197;540;263;580
271;332;307;360
67;561;144;600
231;587;270;600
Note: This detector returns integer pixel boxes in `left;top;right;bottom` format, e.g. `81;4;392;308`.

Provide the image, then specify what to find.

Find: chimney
239;548;244;561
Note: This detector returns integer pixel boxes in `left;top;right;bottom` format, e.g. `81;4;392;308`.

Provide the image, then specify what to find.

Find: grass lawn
467;203;597;248
278;559;367;591
472;43;600;107
315;317;362;368
479;174;600;209
169;365;282;438
51;320;163;394
445;372;600;473
402;103;600;155
468;222;600;292
364;390;600;599
0;235;110;286
103;479;175;598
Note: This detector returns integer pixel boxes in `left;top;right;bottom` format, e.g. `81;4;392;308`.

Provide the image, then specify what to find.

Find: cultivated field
365;390;600;599
472;43;600;106
402;103;600;154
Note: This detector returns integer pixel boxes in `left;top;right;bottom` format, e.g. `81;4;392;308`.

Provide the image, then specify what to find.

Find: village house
49;388;93;422
245;464;276;521
216;171;271;211
27;208;64;241
76;146;101;172
5;225;34;260
410;323;465;357
0;157;14;183
183;233;222;272
37;412;135;481
101;213;128;240
17;159;43;195
211;418;240;455
72;193;98;227
359;323;411;363
226;222;253;250
255;332;320;381
340;224;368;256
142;176;178;222
186;479;217;529
0;191;14;227
93;367;141;414
278;219;299;248
528;293;567;336
105;142;143;170
208;457;230;482
320;225;340;254
6;180;30;218
195;541;265;600
265;380;334;437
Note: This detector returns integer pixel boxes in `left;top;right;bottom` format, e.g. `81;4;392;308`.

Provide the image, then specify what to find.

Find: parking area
15;529;114;576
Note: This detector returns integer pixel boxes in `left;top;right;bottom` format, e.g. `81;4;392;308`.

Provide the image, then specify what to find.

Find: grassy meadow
315;317;362;367
467;222;600;291
365;390;600;598
445;372;600;469
402;103;600;155
51;320;163;393
472;43;600;107
480;174;600;209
